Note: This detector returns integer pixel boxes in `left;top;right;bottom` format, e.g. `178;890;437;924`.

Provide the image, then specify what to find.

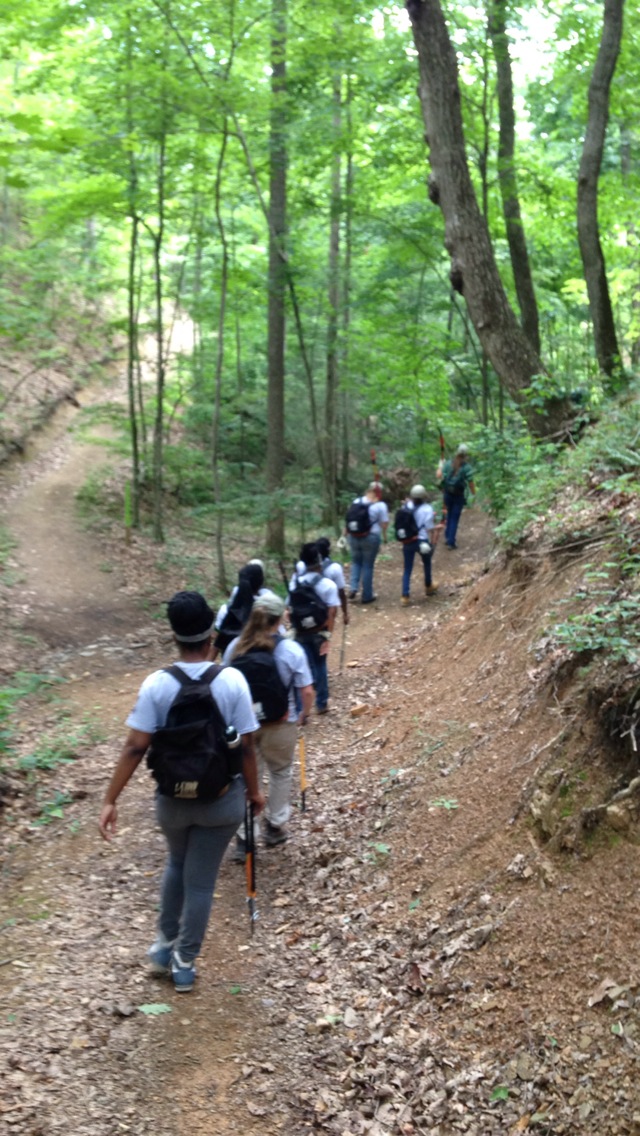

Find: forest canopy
0;0;637;550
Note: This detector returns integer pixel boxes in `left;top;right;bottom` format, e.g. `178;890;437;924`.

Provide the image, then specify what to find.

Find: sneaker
349;590;358;600
147;940;173;976
401;596;410;607
317;706;329;716
264;820;287;847
171;951;196;993
425;584;438;596
231;835;246;864
361;595;378;605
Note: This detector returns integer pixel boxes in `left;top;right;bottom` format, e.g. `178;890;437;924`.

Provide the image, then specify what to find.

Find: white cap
456;444;469;456
252;592;285;618
410;484;427;499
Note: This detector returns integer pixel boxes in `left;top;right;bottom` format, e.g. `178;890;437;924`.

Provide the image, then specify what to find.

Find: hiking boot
231;836;246;863
171;951;196;993
425;584;438;596
264;820;287;847
361;594;378;605
401;596;410;607
317;706;329;716
349;590;358;600
147;939;173;976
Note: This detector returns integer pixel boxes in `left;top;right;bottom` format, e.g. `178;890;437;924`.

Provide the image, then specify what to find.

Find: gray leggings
155;777;245;961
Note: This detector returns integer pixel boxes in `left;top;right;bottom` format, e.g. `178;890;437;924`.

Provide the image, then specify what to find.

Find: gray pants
155;777;245;961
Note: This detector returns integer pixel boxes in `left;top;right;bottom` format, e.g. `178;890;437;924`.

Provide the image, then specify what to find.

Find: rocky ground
1;395;640;1136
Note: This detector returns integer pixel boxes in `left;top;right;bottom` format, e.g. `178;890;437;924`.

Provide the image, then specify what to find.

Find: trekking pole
299;733;307;812
339;618;347;674
370;448;382;499
278;559;291;594
244;801;258;935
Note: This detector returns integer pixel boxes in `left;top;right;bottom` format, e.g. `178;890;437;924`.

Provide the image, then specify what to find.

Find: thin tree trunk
324;69;342;527
406;0;572;437
151;129;166;542
125;16;141;527
577;0;624;382
488;0;540;355
266;0;287;554
340;78;353;491
212;125;229;595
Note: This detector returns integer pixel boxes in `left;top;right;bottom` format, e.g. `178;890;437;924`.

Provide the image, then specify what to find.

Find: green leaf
490;1085;509;1102
138;1003;172;1016
229;985;243;995
409;899;421;911
611;1021;624;1036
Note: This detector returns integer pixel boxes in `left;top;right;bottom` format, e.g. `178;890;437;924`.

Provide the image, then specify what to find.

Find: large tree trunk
265;0;287;555
577;0;624;382
406;0;571;437
212;125;229;595
488;0;541;356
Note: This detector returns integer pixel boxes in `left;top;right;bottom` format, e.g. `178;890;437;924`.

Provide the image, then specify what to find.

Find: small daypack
146;665;241;800
289;573;329;634
231;639;290;724
394;504;419;543
443;462;467;496
345;498;372;537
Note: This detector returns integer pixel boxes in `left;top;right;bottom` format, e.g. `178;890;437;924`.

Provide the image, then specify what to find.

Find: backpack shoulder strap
164;663;221;686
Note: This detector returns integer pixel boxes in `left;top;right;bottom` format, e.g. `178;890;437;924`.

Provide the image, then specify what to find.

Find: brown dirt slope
1;402;640;1136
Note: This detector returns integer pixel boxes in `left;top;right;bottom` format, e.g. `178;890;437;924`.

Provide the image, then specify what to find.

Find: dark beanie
166;591;215;642
301;541;321;568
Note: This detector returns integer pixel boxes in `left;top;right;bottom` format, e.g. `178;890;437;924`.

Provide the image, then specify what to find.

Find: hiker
439;444;475;550
292;536;350;625
288;542;339;716
213;560;280;658
345;483;389;604
396;484;439;606
98;591;264;993
223;593;314;857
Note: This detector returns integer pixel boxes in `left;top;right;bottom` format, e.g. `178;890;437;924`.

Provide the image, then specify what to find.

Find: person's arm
99;728;152;841
338;586;350;625
298;683;314;725
241;733;265;813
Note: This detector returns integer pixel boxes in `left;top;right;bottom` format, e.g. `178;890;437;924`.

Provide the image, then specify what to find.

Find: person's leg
361;533;381;602
314;646;329;711
259;720;296;828
421;549;433;588
444;492;455;546
402;543;416;597
447;497;464;547
155;797;189;946
170;780;245;963
349;537;363;594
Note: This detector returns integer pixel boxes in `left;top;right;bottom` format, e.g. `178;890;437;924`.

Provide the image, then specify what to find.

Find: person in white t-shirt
399;484;440;606
288;542;339;715
224;592;314;858
99;591;264;994
345;483;389;603
291;537;349;625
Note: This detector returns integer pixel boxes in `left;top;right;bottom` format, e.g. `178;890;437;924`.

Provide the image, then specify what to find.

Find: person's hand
319;639;330;657
249;790;266;815
99;803;118;842
343;612;350;626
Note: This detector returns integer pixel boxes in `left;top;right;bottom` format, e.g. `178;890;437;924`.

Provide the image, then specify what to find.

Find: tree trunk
405;0;571;437
125;16;141;527
212;125;229;595
265;0;287;554
324;69;342;528
488;0;540;355
151;130;166;542
340;75;354;492
577;0;624;382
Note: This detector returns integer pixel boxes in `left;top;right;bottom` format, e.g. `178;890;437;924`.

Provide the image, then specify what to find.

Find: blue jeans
444;492;465;547
155;777;245;961
349;532;381;602
402;542;432;596
300;634;329;711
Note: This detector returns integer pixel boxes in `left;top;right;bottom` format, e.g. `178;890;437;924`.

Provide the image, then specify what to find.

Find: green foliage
550;551;640;665
33;791;73;826
0;673;63;765
18;717;104;778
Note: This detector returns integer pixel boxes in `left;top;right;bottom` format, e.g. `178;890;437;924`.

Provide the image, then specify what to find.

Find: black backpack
231;639;290;724
146;665;241;799
345;499;371;537
394;504;419;543
289;573;329;634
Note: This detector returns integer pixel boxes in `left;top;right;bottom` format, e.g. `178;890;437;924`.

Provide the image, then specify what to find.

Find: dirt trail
0;397;493;1136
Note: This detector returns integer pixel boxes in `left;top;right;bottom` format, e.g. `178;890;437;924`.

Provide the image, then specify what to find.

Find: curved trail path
0;392;493;1136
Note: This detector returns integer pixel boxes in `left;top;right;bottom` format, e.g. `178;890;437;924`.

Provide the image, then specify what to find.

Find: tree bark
577;0;624;382
212;124;229;595
406;0;571;437
324;69;342;528
265;0;287;555
488;0;540;355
